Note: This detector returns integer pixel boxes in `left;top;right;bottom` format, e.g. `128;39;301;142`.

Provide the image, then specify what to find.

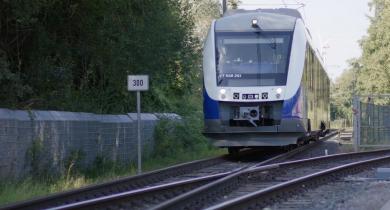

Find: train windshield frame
215;31;293;87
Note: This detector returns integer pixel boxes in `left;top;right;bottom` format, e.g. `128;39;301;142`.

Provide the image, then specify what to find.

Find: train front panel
202;10;323;148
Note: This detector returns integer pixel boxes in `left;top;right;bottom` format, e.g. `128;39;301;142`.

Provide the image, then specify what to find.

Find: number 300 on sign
127;75;149;91
133;79;143;87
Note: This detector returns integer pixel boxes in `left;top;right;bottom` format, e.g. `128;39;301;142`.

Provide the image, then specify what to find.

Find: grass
0;177;89;205
0;147;224;206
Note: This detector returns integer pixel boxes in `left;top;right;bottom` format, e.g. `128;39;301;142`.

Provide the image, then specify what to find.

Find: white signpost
127;75;149;174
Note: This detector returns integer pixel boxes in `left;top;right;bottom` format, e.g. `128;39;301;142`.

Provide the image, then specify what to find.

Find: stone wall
0;108;179;179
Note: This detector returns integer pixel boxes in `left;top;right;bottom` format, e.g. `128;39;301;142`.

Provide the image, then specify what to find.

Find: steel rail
250;130;339;168
46;131;338;210
0;154;229;210
49;170;239;210
207;154;390;210
153;147;390;209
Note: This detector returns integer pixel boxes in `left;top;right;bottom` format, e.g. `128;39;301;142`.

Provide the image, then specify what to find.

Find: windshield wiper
217;78;223;85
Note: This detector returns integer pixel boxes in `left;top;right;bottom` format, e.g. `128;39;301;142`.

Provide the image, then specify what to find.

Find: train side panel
302;44;330;132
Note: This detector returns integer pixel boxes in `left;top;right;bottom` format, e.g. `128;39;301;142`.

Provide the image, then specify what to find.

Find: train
202;8;330;154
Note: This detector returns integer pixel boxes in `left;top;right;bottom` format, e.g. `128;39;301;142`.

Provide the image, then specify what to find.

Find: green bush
153;116;213;159
0;0;202;114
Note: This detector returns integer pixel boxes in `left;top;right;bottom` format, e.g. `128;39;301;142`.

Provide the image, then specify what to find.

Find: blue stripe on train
203;89;219;119
282;86;302;119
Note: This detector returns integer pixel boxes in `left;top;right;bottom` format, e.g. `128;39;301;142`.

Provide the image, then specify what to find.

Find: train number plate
242;94;259;100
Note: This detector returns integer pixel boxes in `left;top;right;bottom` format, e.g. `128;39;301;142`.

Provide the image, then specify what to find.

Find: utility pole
222;0;227;15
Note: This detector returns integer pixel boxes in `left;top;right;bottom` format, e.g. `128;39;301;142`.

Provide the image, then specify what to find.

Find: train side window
305;44;309;85
310;48;313;89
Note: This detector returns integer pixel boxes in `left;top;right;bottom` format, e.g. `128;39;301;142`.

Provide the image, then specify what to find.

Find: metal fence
353;95;390;148
331;119;352;129
0;108;180;179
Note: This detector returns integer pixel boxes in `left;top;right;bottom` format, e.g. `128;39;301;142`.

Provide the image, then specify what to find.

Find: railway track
1;131;338;210
268;169;388;210
155;148;390;210
206;153;390;210
1;153;233;210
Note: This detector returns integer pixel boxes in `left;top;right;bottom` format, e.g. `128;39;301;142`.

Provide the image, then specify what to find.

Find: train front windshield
215;32;292;87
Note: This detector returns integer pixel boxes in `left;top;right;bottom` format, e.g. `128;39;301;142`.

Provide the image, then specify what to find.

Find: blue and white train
202;8;330;154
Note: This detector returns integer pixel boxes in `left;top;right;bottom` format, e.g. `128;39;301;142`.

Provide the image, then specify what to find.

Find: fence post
353;95;360;151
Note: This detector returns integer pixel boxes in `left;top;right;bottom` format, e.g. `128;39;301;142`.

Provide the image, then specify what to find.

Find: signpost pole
137;91;142;174
127;75;148;175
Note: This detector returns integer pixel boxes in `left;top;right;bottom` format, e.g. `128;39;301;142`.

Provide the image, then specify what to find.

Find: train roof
216;8;328;76
216;8;302;32
223;8;303;19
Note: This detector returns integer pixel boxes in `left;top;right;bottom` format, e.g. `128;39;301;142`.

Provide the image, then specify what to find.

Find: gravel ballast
268;161;390;210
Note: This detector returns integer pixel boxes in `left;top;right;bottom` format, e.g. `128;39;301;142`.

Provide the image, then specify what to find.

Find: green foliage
0;0;220;114
331;0;390;120
153;116;212;158
190;0;220;43
1;1;221;177
26;138;45;179
228;0;242;9
83;155;119;179
330;60;358;121
357;0;390;96
64;149;85;180
0;2;225;204
0;144;222;206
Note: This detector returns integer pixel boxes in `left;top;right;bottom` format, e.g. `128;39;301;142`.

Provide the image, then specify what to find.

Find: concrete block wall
0;108;180;179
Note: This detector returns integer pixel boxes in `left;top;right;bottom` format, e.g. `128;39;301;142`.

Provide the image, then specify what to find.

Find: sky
224;0;372;80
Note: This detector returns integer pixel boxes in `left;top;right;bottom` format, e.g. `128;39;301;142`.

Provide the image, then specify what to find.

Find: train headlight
219;89;227;100
276;88;283;94
252;19;258;28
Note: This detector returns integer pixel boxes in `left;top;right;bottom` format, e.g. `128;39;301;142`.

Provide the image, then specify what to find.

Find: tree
0;0;220;114
228;0;241;9
331;59;361;121
331;0;390;121
187;0;220;42
357;0;390;97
